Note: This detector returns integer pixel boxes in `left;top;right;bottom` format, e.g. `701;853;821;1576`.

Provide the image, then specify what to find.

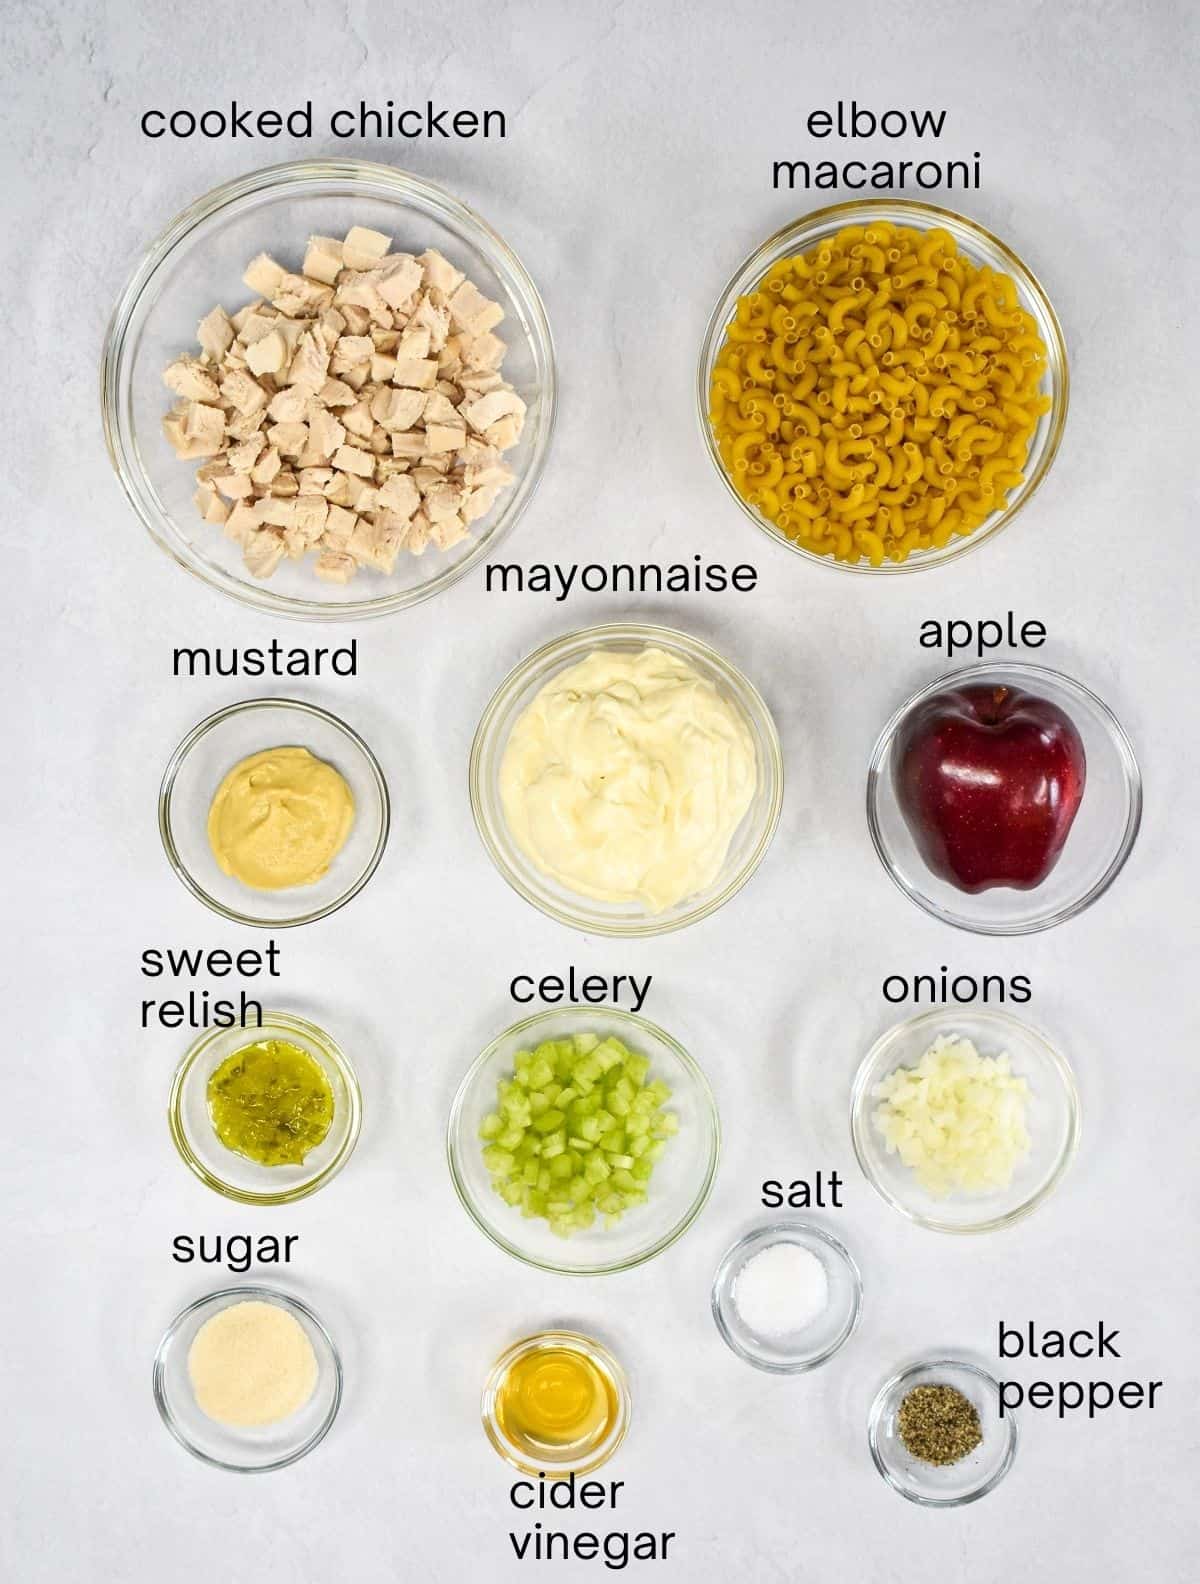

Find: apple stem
985;686;1010;723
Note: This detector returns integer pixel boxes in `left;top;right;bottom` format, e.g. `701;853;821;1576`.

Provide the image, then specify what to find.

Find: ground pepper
897;1384;983;1466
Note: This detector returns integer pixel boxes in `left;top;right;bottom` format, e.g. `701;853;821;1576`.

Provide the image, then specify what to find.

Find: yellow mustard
207;746;354;891
499;647;757;913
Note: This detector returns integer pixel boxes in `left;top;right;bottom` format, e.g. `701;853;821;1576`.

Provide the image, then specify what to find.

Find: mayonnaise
499;647;758;913
207;746;355;891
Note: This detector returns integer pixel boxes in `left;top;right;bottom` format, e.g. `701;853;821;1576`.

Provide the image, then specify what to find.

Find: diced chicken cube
465;332;507;372
194;486;231;525
332;443;376;477
303;236;344;285
314;550;358;583
245;330;288;376
197;306;235;359
164;356;221;402
323;504;358;545
221;368;268;417
461;388;527;434
285;330;331;392
448;279;505;335
250;446;282;486
425;423;467;453
243;253;287;297
182;401;227;456
306;408;346;460
224;500;259;543
243;527;286;579
392;357;438;389
377;473;421;519
341;225;391;271
267;386;309;423
418;249;465;296
267;421;310;458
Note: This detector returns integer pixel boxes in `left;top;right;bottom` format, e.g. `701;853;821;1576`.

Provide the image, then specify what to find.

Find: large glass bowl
866;662;1141;934
697;199;1068;573
469;623;783;937
159;697;390;928
153;1285;342;1473
850;1007;1079;1233
102;159;555;618
447;1007;720;1275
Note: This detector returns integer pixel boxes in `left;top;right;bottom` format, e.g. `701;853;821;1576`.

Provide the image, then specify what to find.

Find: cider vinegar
484;1332;629;1475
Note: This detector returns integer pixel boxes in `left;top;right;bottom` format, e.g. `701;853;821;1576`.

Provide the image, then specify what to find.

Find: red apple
893;683;1086;892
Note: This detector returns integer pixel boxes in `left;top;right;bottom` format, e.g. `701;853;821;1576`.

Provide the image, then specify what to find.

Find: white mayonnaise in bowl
469;623;784;937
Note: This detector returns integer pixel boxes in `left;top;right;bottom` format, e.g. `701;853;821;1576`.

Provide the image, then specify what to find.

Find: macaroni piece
708;221;1051;565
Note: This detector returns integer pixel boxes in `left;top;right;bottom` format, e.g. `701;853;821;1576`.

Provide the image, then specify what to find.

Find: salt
731;1242;829;1336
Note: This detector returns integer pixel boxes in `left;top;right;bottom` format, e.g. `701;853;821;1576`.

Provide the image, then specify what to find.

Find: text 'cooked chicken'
162;226;526;583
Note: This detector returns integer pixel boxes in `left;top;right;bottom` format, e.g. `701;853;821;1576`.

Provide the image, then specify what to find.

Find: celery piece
532;1108;566;1134
479;1113;503;1140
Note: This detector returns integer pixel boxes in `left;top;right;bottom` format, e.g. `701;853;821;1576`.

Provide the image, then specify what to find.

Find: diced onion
871;1035;1031;1197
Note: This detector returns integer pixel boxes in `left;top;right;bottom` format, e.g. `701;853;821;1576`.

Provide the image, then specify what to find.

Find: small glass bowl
481;1331;631;1477
868;1358;1017;1506
866;662;1141;934
102;159;555;619
153;1284;343;1472
159;696;390;928
169;1011;362;1205
448;1007;719;1275
851;1007;1079;1233
469;623;783;936
697;198;1068;574
711;1221;863;1373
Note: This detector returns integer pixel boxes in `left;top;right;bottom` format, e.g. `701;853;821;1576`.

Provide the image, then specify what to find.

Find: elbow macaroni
708;221;1050;565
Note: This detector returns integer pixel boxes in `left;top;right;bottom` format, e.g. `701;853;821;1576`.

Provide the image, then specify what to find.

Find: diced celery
479;1028;680;1239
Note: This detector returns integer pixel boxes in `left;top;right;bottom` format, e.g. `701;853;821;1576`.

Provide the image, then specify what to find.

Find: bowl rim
695;196;1070;575
101;156;557;620
152;1282;343;1473
849;1005;1081;1233
159;695;391;928
446;1005;721;1275
468;621;785;937
710;1219;864;1373
480;1329;631;1476
168;1010;363;1205
865;659;1143;935
866;1356;1018;1506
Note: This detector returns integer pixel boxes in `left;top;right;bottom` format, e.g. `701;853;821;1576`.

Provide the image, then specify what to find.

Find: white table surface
4;2;1199;1579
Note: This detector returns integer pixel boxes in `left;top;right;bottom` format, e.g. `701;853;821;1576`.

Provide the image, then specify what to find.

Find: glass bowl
469;623;783;936
102;158;555;619
153;1284;342;1472
868;1358;1017;1505
866;662;1141;934
481;1331;631;1477
711;1221;862;1373
850;1007;1079;1233
697;198;1068;573
447;1006;720;1275
159;696;390;927
169;1011;362;1205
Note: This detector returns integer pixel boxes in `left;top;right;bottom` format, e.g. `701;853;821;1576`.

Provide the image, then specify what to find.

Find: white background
4;2;1198;1579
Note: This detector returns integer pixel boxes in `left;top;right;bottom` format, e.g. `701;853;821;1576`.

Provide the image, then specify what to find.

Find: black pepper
897;1383;983;1466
